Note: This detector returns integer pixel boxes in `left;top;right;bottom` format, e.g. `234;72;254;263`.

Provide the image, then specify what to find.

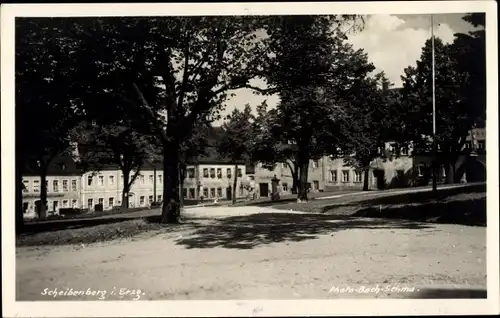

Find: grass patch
271;184;486;226
16;217;194;247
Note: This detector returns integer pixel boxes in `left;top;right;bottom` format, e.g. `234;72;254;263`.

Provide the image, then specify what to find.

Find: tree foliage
400;14;486;183
217;104;254;204
337;72;401;190
71;121;158;208
255;15;371;201
16;18;84;220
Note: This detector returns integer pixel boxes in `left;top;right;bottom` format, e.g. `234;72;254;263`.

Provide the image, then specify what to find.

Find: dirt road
16;206;486;300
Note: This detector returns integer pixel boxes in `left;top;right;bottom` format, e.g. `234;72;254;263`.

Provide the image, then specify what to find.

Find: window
203;188;208;198
187;168;195;179
149;195;153;204
53;180;59;192
203;168;209;178
312;160;319;168
140;175;145;184
88;175;93;186
189;188;195;199
400;147;408;156
109;175;115;185
140;196;145;206
71;179;77;191
72;199;77;208
210;168;216;178
33;180;40;192
109;197;114;207
282;183;288;192
53;201;59;211
87;198;94;209
342;170;350;183
182;188;187;199
158;175;162;183
237;168;242;177
157;195;162;202
62;200;68;208
98;175;104;186
217;168;222;179
149;175;154;184
22;180;29;192
330;170;337;183
98;198;104;206
313;180;319;190
210;188;215;198
478;141;485;149
63;180;69;192
227;168;232;179
217;187;222;197
354;171;362;183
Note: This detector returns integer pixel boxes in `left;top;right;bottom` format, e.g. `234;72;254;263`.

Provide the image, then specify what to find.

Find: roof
22;154;82;176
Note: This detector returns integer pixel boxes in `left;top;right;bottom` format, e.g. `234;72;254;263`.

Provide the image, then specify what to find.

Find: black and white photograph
1;1;498;316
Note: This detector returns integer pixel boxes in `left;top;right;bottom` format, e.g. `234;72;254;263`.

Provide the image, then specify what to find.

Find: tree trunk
122;170;130;209
297;152;310;202
445;162;454;184
363;168;370;191
161;140;181;223
232;164;238;205
39;171;48;219
291;165;299;194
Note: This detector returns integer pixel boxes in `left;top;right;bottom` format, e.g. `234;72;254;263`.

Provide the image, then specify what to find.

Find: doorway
226;187;232;200
373;170;386;190
259;183;269;197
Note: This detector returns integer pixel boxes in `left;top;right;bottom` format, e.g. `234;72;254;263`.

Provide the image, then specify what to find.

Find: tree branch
131;82;169;143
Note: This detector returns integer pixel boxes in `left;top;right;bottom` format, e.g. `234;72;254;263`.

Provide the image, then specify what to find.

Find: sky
215;13;477;126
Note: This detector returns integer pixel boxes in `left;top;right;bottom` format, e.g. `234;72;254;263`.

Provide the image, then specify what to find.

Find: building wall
80;169;164;211
183;163;249;200
21;175;82;218
252;158;327;196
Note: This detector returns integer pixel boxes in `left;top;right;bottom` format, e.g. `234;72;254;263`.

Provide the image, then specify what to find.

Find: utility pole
431;14;438;193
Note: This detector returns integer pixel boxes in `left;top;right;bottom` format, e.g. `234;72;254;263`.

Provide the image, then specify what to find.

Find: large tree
217;105;254;204
256;15;370;202
19;17;269;223
252;102;318;194
16;18;84;222
400;17;485;183
336;72;401;190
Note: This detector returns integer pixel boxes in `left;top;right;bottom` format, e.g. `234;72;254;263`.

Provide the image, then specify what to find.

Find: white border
1;1;498;317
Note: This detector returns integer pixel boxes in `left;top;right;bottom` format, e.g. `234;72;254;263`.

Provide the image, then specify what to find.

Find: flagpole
431;14;438;193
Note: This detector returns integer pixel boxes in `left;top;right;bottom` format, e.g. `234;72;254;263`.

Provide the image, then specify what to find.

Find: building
79;162;164;211
21;155;82;219
183;161;249;201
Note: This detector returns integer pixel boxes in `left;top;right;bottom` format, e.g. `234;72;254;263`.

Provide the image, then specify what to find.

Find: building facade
21;156;82;219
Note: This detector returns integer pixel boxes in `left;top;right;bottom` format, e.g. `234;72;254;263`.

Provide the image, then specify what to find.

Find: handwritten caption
329;284;419;295
41;287;145;300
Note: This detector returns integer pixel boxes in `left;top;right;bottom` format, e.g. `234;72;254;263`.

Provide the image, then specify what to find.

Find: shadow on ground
174;213;434;250
316;183;486;214
353;197;486;227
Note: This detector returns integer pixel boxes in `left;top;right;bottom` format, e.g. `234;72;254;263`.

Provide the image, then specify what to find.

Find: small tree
217;105;254;204
73;121;157;209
